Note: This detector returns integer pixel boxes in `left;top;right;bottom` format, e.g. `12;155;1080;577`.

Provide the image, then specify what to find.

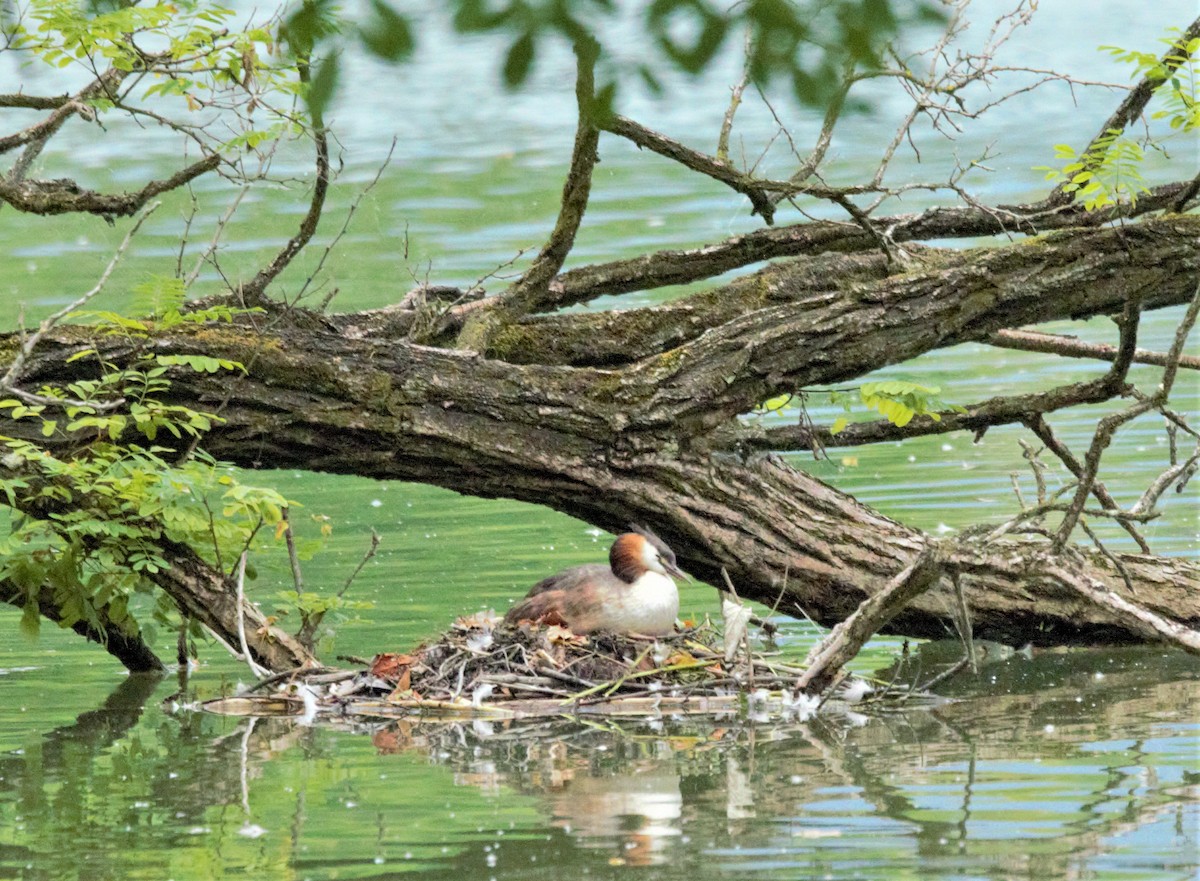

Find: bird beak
665;560;690;581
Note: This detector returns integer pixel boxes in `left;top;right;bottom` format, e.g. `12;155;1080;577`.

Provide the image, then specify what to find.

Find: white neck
608;571;679;635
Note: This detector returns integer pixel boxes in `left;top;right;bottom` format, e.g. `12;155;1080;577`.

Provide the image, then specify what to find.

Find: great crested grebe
504;526;686;635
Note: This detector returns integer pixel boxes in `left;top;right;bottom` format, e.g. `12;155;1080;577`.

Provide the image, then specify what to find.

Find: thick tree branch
634;217;1200;433
0;153;219;217
0;579;165;673
541;178;1198;308
1045;561;1200;653
723;376;1126;454
7;217;1200;658
497;38;601;318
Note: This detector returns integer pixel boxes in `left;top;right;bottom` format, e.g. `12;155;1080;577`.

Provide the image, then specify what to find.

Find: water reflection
1;646;1196;880
348;643;1199;879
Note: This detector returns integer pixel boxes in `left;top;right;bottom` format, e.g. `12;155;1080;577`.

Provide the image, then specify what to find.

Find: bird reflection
546;768;682;866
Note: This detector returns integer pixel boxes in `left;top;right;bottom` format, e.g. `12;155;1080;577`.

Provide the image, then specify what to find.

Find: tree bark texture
9;215;1200;652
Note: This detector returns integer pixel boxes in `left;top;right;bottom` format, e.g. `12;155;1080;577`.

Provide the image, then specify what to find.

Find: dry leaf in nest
544;624;588;647
369;652;418;681
454;610;503;631
664;650;698;667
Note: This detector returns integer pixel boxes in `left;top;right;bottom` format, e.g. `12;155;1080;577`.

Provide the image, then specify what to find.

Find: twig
988;328;1200;372
281;506;305;594
185;183;250;289
1;201;160;397
716;62;749;163
917;655;971;692
1027;414;1150;553
1053;298;1144;547
1078;518;1135;593
235;552;270;679
951;571;977;674
297;138;397;305
338;529;380;600
238;55;331;303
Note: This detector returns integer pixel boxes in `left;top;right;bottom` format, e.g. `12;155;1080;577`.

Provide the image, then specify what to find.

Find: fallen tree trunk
9;216;1199;662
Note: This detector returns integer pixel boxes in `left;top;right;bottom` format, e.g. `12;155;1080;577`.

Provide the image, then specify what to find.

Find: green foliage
3;0;304;152
280;0;944;116
0;333;315;648
1103;30;1200;133
1036;29;1198;211
754;380;963;434
843;380;962;431
1036;129;1149;211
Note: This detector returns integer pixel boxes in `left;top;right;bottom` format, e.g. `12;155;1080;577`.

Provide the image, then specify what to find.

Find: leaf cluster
1036;29;1199;212
756;379;963;434
280;0;945;117
0;322;315;651
4;0;307;152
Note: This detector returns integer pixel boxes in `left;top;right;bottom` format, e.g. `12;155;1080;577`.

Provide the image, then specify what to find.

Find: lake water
1;1;1197;879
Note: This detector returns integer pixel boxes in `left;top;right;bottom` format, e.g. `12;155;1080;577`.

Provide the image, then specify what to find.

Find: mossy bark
8;216;1200;661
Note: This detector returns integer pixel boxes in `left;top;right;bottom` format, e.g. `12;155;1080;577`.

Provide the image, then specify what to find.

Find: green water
2;1;1198;878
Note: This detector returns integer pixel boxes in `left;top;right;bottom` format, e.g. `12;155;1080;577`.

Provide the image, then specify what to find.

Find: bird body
505;528;685;635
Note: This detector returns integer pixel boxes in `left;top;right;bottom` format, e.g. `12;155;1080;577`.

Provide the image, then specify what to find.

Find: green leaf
131;274;186;319
359;0;413;62
502;30;535;88
761;393;791;413
305;53;339;118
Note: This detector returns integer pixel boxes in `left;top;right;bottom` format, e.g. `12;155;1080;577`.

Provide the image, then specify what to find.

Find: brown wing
504;564;611;631
503;590;572;627
516;564;608;598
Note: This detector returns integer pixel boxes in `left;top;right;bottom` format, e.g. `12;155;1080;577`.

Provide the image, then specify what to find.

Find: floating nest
201;610;840;721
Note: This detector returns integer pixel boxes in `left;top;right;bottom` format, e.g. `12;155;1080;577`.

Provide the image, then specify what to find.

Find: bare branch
988;328;1200;372
724;376;1123;454
600;113;778;223
1054;284;1200;546
1053;299;1144;545
234;552;270;679
1044;560;1200;654
0;153;219;217
1026;415;1150;554
496;37;601;318
795;545;943;696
